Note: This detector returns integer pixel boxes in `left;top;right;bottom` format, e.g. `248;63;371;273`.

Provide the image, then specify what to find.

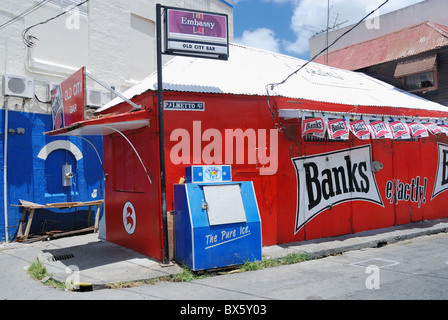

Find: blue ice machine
174;165;262;270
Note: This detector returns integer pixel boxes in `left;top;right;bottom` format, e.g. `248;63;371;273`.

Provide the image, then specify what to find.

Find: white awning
49;119;149;137
45;110;151;137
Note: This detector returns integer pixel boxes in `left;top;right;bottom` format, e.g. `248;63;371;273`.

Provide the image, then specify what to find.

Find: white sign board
165;7;229;60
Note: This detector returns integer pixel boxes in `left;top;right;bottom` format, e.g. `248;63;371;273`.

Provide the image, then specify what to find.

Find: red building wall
101;90;448;258
103;124;165;261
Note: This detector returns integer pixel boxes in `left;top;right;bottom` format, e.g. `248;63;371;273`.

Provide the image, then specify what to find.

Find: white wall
0;0;234;114
309;0;448;59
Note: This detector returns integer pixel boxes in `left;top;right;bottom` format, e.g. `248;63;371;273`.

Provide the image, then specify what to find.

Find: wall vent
86;88;112;108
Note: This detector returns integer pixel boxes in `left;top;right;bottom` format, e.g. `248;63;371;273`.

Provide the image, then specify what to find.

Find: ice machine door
203;184;247;226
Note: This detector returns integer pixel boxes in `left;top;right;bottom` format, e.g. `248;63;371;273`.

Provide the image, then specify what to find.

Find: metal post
326;0;329;65
3;38;9;243
156;3;170;264
84;71;141;111
3;97;9;244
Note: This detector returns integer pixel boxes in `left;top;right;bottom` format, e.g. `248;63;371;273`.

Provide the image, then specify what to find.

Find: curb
263;220;448;261
308;225;448;260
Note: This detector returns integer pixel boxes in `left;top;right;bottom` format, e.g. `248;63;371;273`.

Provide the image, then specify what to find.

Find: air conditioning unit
86;88;112;108
2;74;35;99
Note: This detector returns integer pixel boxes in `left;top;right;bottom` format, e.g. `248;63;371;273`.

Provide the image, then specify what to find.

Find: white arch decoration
37;140;84;161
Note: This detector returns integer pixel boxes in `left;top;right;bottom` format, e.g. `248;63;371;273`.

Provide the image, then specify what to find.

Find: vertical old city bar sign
156;4;229;263
51;67;86;130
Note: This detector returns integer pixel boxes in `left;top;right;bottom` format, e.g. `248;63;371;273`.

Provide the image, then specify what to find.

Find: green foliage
27;259;66;290
28;259;48;280
240;252;309;272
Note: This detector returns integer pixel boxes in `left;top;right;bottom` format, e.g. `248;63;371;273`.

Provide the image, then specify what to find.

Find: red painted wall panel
101;91;448;260
162;92;448;246
104;125;165;261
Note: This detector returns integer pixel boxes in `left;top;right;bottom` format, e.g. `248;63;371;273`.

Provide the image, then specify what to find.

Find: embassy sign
164;7;229;60
292;145;383;234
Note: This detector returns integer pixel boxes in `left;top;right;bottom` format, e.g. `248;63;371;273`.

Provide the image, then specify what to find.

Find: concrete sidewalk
1;233;183;291
1;218;448;291
263;218;448;260
38;235;183;290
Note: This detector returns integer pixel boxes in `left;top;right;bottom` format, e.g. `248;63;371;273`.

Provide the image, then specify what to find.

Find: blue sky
233;0;425;60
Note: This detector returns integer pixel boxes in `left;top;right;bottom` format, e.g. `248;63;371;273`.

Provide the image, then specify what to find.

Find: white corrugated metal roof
98;43;447;113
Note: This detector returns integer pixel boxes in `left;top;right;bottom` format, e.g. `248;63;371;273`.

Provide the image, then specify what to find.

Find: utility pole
312;3;347;65
326;0;330;65
156;3;170;265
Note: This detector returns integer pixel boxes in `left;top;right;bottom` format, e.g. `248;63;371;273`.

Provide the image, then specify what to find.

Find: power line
264;0;390;131
267;0;389;91
0;0;52;30
22;0;89;48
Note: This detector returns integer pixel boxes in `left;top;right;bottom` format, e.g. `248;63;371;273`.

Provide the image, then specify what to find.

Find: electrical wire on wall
99;125;153;185
34;93;51;104
22;0;89;48
265;0;390;132
0;0;52;30
73;135;106;177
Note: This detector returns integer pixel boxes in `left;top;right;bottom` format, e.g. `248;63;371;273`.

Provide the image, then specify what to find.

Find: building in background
314;21;448;106
0;0;234;242
309;0;447;59
311;0;448;107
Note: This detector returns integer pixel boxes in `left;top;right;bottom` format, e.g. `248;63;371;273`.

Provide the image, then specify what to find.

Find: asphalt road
2;232;447;302
97;232;448;301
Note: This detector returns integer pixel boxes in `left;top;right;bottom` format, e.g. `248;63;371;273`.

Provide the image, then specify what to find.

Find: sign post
156;3;170;264
156;4;229;264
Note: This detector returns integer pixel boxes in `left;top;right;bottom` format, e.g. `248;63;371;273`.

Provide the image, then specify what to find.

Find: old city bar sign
165;7;229;60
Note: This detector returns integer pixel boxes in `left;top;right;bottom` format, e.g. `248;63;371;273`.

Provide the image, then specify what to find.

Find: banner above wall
299;111;448;141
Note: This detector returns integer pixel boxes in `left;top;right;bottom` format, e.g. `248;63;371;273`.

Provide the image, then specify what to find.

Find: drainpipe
3;98;9;243
3;38;9;243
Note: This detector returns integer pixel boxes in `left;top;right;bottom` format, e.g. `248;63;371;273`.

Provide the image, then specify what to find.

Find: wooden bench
13;200;104;241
